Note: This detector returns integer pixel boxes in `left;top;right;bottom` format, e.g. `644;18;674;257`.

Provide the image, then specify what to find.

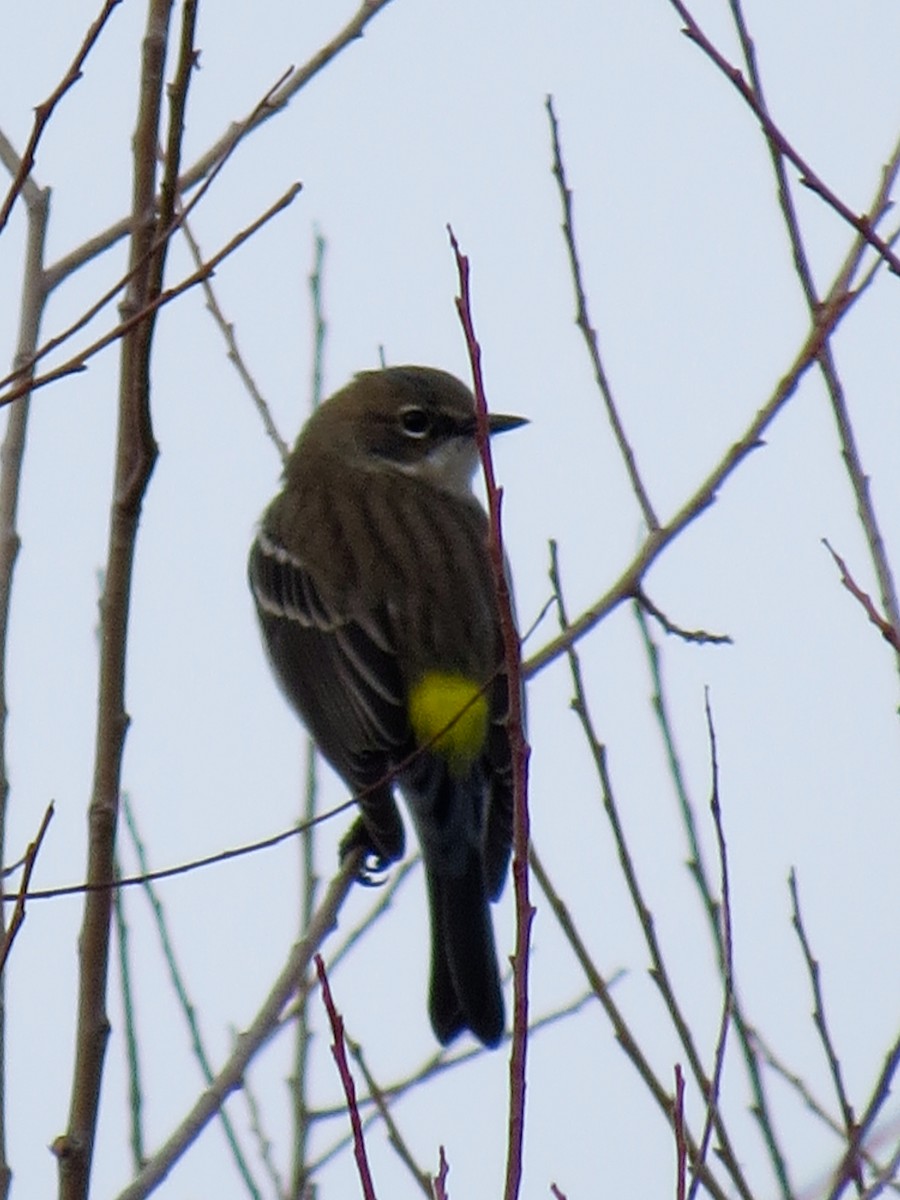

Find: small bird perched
248;365;525;1047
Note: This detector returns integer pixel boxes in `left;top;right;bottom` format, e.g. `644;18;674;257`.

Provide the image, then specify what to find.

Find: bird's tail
425;854;504;1048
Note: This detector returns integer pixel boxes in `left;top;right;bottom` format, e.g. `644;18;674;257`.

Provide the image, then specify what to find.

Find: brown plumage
248;365;524;1046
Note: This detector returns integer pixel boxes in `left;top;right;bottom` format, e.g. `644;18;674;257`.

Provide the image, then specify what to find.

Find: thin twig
675;1065;687;1200
434;1147;450;1200
347;1037;433;1198
121;797;263;1198
0;804;54;974
749;1025;900;1187
550;545;752;1200
315;957;376;1200
858;1141;900;1200
449;227;532;1200
42;0;395;287
526;16;900;685
529;844;733;1200
724;0;900;685
0;184;303;410
179;211;288;461
524;287;851;680
635;603;794;1196
308;993;594;1175
308;229;327;414
669;0;900;276
636;588;732;646
113;849;363;1200
546;95;658;531
841;1034;900;1197
112;852;144;1172
789;869;863;1196
822;541;900;652
0;0;122;234
0;65;295;388
274;265;328;1149
687;694;735;1200
240;1070;286;1200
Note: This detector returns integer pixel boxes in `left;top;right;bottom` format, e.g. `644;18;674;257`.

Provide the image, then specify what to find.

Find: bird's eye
399;407;430;438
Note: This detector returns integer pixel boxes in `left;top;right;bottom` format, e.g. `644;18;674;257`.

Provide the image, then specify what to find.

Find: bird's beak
487;412;529;435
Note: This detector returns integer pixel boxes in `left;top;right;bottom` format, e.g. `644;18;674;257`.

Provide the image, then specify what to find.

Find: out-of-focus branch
822;540;900;653
636;605;794;1197
291;244;326;1199
1;65;291;388
120;797;263;1196
113;849;362;1200
0;133;51;1200
549;544;752;1200
346;1037;433;1198
687;695;735;1200
524;185;884;682
309;994;594;1175
789;871;863;1194
529;844;733;1200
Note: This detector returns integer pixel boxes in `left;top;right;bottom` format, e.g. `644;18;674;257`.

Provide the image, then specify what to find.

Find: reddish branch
448;227;533;1200
669;0;900;277
0;804;53;974
314;956;376;1200
823;540;900;652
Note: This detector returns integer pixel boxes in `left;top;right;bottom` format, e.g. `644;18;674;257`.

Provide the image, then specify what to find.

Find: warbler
248;365;525;1047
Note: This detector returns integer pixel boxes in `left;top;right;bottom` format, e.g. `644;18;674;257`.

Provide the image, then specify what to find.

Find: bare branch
0;803;54;974
449;228;533;1200
724;0;900;684
314;956;377;1200
0;0;122;234
113;851;363;1200
0;183;303;411
59;4;189;1193
546;95;658;531
669;0;900;276
823;540;900;652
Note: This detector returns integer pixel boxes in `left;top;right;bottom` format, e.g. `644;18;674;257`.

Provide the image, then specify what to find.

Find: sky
0;1;899;1197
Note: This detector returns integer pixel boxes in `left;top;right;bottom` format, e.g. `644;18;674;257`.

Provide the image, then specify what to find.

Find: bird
248;364;525;1047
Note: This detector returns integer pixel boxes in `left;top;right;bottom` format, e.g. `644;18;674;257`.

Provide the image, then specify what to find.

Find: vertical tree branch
291;235;327;1199
448;228;533;1200
57;1;188;1194
0;143;50;1200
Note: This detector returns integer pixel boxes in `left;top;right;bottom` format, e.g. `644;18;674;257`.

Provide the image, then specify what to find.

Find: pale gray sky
1;1;899;1197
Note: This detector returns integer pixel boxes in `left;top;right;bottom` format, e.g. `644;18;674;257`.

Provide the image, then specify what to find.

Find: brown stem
57;2;181;1194
0;147;50;1200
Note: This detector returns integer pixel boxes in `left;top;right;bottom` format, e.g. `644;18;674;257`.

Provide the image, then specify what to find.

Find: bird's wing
248;527;409;774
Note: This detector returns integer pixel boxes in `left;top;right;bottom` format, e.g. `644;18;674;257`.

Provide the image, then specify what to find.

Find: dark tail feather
425;857;504;1048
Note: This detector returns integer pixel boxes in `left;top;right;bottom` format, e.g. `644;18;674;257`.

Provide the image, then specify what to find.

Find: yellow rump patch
408;672;489;770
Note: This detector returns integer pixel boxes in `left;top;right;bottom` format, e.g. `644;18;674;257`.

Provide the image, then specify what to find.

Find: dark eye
399;406;430;438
